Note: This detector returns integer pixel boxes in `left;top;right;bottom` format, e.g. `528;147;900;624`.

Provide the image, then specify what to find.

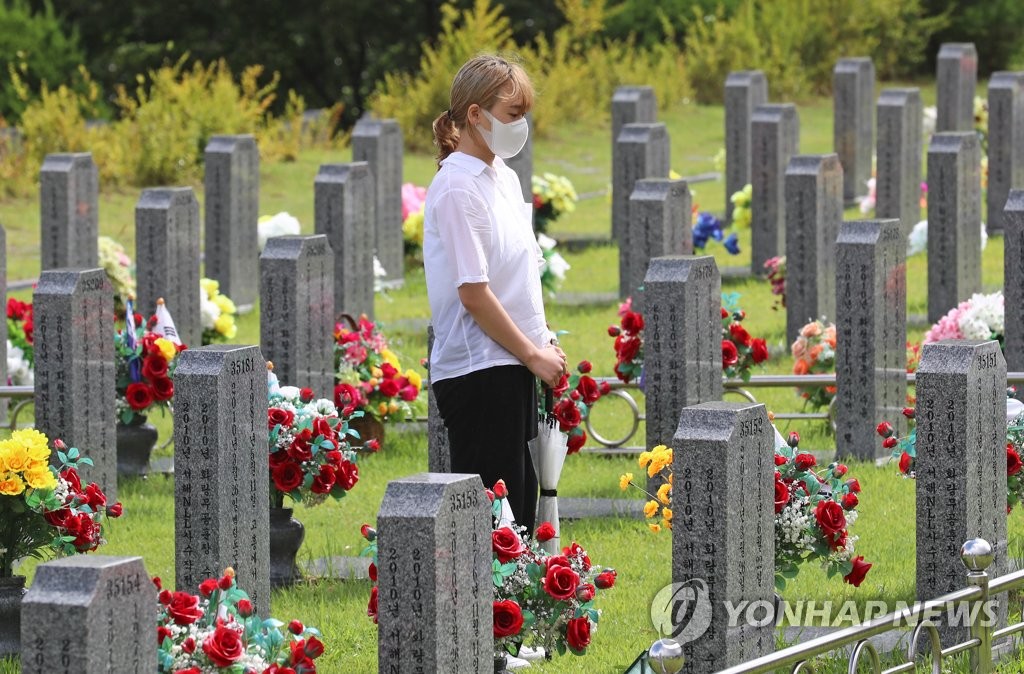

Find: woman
424;55;566;532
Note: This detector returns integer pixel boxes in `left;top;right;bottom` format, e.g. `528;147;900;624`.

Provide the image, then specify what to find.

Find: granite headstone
613;122;670;241
33;268;116;502
260;235;334;399
426;324;450;473
135;187;201;347
377;473;491;673
612;86;657;221
21;556;154;674
1006;190;1024;372
352;118;404;287
621;178;691;304
927;132;982;323
724;71;768;223
835;220;907;460
40;153;99;270
204;135;259;310
750;104;799;273
315;163;376;319
987;72;1024;234
784;154;843;346
876;88;923;236
672;401;774;672
173;345;270;616
505;111;533;203
833;58;875;203
936;43;978;133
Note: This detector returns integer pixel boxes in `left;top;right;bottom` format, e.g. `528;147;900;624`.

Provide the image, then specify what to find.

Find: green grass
0;81;1018;673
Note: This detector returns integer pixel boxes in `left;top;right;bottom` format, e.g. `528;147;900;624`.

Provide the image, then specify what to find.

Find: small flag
152;298;182;345
124;298;141;383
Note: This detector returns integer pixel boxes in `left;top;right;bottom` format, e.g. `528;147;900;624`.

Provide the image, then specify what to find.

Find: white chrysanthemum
277;386;302;402
199;286;221;329
257;212;301;251
907;220;928;257
537;233;557;251
315;398;338;416
6;340;32;385
545;252;571;281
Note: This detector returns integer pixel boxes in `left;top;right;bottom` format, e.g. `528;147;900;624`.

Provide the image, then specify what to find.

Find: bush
924;0;1024;75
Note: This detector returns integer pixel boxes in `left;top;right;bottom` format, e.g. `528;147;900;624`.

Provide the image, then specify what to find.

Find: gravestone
751;104;799;274
377;473;491;673
876;88;923;236
644;256;721;492
784;154;843;346
611;87;657;209
173;345;270;616
672;401;774;671
426;324;450;472
833;58;875;203
40;153;99;270
915;340;1007;645
505;111;533;202
936;43;978;132
927;132;982;323
835;220;907;460
352;118;404;287
260;235;334;399
987;72;1024;234
1007;190;1024;372
621;178;691;304
315;163;376;319
21;556;154;673
135;187;201;346
34;268;116;502
724;71;768;223
613;123;670;242
204;135;259;311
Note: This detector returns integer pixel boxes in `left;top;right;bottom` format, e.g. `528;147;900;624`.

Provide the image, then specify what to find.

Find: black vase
116;416;158;477
269;507;305;588
0;575;26;658
494;655;512;674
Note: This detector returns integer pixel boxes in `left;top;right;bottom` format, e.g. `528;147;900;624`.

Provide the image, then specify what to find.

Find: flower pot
116;416;158;477
350;414;385;448
0;575;26;658
494;655;512;674
269;507;305;588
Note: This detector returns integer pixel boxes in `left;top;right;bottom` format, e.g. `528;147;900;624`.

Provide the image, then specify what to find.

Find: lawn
2;79;1021;673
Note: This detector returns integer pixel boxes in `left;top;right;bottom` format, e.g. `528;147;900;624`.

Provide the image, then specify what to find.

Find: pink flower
401;183;428;221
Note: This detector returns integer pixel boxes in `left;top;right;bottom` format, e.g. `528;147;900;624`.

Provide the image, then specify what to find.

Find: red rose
535;522;556;542
788;431;800;447
312;416;335;441
367;586;378;624
876;421;894;438
304;636;325;659
125;382;155;411
218;573;233;590
299;387;314;402
379;378;400;398
599;381;612;396
83;483;106;511
399;385;419;401
721;340;739;368
167;591;203;625
324;450;343;466
774;480;789;513
729;322;751;347
157;625;172;646
288;430;314;463
833;464;848;477
182;636;196;654
902;406;916;419
841;492;859;510
543;564;579;600
595;569;616;589
577;360;592;374
576;583;595;602
492;527;525;563
492;479;508;499
552;373;570;397
546;555;570;571
380;362;397;378
843;556;872;587
336;460;359;490
553;399;581;432
368;562;377;581
567;430;586;454
360;524;376;541
846;478;861;493
289;620;304;635
615;335;641;362
334;383;365;415
794;453;816;471
576;375;601;405
621;311;644;335
312;465;336;494
44;507;72;529
563;542;591;570
750;338;769;364
198;578;218;597
176;667;200;674
108;502;123;517
565;616;591;652
814;500;847;540
236;599;253;617
142;354;169;380
898;452;913;474
1009;445;1022;477
492;600;524;638
151;376;174;402
882;436;898;449
774;454;787;466
158;589;171;605
272;462;304;493
202;623;244;667
607;325;621;337
268;407;295;430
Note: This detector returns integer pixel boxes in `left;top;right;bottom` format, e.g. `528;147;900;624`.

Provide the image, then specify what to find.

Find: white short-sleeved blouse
423;152;550;383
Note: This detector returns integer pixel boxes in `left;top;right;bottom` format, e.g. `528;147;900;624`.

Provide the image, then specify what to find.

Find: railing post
961;538;993;674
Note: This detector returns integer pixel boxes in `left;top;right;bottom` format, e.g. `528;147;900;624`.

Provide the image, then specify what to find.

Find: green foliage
602;0;743;48
924;0;1024;74
0;0;84;121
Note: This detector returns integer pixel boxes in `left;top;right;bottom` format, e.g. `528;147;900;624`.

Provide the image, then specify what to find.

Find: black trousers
432;364;538;532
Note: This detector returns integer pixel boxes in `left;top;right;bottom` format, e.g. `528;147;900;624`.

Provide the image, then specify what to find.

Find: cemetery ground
2;82;1024;673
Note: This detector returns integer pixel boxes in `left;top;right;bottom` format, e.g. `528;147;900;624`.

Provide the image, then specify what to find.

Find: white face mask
477;109;529;159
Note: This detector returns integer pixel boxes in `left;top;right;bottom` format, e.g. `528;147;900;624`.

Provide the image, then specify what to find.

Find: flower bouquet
0;430;122;578
609;297;644;384
200;278;238;344
692;210;739;255
619;431;870;589
721;295;769;382
257;211;301;251
333;314;421;440
98;236;136;314
532;172;578;234
924;291;1003;346
361;481;617;660
764;256;786;310
790;319;837;411
730;183;752;228
7;298;34;385
538;233;571;298
548;360;609;455
156;569;325;673
115;305;186;425
401;182;427;262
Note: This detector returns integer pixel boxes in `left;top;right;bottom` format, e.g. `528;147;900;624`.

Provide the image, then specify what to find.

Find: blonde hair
432;54;534;168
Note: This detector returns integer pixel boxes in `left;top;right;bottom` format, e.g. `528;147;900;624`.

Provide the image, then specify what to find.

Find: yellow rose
643;500;659;518
648;523;662;533
213;294;236;315
0;472;25;496
657;483;672;505
154;338;177;363
618;473;633;491
405;370;422;390
23;467;56;490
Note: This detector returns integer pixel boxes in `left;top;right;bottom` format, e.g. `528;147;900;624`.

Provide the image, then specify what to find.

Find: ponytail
432;110;460;169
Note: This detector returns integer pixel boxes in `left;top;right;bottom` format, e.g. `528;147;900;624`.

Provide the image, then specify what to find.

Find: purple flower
724;233;740;255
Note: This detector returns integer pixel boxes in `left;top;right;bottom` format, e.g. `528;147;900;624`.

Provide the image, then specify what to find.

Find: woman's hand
526;344;567;389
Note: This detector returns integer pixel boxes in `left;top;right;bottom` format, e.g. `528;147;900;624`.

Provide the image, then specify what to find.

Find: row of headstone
611;86;659;244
